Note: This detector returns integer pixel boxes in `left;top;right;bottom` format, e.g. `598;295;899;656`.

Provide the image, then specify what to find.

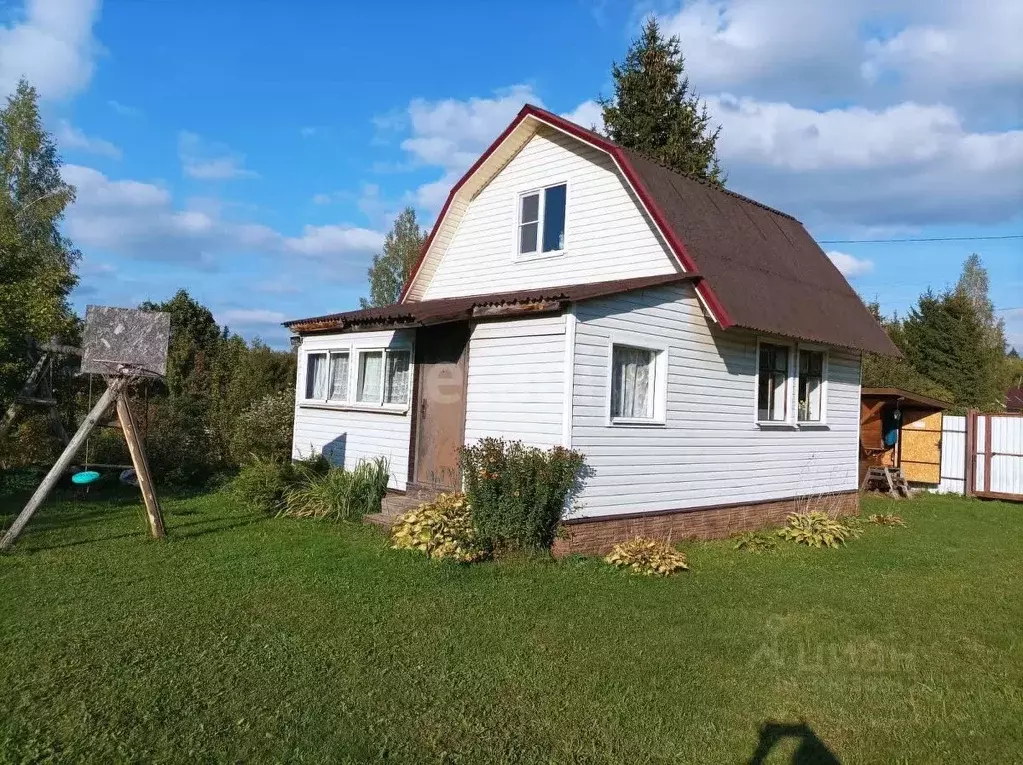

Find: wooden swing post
115;395;165;539
0;378;125;552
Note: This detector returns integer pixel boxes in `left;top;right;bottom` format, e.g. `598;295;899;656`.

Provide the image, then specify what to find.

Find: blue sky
3;0;1021;348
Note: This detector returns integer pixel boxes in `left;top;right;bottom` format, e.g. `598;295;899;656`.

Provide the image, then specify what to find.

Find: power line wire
818;234;1023;244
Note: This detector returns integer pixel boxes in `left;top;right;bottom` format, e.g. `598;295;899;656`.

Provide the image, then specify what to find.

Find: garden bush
229;390;295;464
231;457;296;514
280;458;389;522
733;530;777;553
869;513;906;527
777;511;857;549
461;438;585;552
390;492;487;562
605;538;689;576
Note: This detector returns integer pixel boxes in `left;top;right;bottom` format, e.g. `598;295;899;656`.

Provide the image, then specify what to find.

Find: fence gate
972;413;1023;501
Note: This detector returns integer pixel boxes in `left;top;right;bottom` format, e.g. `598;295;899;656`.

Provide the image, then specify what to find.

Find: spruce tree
600;18;724;185
0;79;80;406
361;207;426;308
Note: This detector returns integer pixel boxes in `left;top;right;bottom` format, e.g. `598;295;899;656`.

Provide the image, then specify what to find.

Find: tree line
0;81;295;481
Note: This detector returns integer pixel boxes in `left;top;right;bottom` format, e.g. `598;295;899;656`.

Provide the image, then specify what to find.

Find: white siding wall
292;329;414;490
420;127;679;300
464;315;565;448
570;284;862;518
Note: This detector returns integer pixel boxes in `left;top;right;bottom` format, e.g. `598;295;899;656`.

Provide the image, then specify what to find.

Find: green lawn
1;477;1020;764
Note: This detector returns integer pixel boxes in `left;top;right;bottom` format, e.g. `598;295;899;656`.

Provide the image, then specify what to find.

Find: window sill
609;417;666;428
516;249;566;262
756;421;798;430
299;401;410;416
797;422;830;430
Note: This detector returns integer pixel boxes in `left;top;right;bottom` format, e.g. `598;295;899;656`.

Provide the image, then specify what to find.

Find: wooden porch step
364;486;445;528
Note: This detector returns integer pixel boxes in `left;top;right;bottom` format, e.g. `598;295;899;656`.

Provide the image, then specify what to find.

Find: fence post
964;409;977;497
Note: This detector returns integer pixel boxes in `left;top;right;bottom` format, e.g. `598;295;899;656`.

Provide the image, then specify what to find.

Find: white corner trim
562;307;577;448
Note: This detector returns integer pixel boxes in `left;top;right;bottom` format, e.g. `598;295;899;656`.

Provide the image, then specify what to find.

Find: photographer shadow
748;721;840;765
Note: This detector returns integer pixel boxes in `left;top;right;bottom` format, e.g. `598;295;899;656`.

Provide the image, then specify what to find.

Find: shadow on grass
748;721;840;764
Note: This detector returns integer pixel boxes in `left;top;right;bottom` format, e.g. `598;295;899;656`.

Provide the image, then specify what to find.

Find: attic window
518;183;566;256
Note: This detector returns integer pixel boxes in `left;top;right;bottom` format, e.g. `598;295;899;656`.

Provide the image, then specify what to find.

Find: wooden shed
860;388;951;485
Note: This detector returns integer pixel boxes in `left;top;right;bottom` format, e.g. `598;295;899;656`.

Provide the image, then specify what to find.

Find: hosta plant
733;531;777;553
604;538;689;576
390;493;488;563
868;513;906;527
777;512;855;549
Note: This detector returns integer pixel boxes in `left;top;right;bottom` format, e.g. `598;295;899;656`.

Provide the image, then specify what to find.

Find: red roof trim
398;104;734;327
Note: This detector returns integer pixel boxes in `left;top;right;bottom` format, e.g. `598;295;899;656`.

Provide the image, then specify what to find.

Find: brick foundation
552;491;860;557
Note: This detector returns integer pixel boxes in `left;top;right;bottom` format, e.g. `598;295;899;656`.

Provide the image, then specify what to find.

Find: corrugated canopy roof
285;273;701;334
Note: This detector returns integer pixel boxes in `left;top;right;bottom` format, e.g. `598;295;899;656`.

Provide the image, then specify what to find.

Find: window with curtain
518;183;566;255
356;351;384;403
757;343;790;421
305;353;327;399
328;351;349;402
610;345;656;420
798;350;825;422
384;350;411;405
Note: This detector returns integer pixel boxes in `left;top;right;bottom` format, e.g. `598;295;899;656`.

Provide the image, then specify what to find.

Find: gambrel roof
399;105;899;357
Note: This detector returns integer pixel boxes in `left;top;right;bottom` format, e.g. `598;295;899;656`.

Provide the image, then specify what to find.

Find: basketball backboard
81;306;171;377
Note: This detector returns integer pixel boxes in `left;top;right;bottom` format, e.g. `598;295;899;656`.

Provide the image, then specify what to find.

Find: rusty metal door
411;322;469;490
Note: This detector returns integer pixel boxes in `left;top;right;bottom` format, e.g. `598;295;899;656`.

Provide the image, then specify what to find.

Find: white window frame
354;346;413;410
752;338;830;428
605;334;668;427
796;345;829;426
515;181;568;260
753;337;796;427
299;342;413;413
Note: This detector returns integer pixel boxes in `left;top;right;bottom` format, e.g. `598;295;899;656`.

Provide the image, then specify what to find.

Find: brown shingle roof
395;104;900;357
285;273;701;334
619;147;900;355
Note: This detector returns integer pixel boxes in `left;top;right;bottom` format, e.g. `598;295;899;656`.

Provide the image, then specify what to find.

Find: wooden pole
0;378;124;552
0;353;50;440
115;395;165;539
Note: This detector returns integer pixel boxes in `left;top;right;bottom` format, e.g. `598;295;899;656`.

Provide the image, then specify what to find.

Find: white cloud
311;192;334;205
56;119;120;158
62;164;383;269
0;0;101;100
707;95;1023;226
862;1;1023;100
283;224;383;258
108;99;140;117
178;131;258;180
827;251;874;279
653;0;1023;112
562;100;604;132
217;308;287;326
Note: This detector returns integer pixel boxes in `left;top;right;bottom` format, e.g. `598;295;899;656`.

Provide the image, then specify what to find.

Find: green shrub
869;513;906;527
461;438;586;552
733;531;777;553
229;390;295;464
777;512;856;549
605;538;689;576
281;458;389;522
390;492;487;562
145;395;219;486
231;457;296;514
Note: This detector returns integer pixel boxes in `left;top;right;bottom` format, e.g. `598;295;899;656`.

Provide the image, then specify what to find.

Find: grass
0;477;1020;763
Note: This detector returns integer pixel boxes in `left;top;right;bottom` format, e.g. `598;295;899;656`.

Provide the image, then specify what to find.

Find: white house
284;105;898;554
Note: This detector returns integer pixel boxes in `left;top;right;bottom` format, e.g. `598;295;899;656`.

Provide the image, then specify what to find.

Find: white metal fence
937;413;1023;500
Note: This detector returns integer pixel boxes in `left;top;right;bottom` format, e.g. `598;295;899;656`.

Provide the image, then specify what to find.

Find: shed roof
285;273;700;334
861;387;952;411
396;104;900;357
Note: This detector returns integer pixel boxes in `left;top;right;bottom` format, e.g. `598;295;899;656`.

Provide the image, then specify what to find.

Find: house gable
413;126;682;301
